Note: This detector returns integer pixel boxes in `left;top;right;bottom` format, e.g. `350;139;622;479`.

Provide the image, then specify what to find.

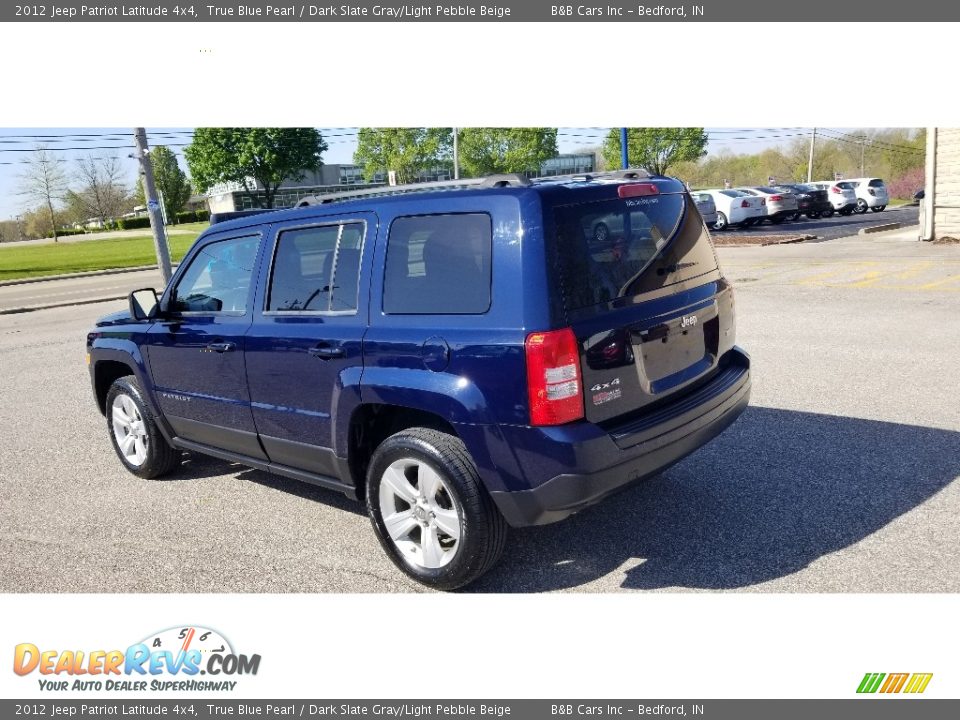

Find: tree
602;128;709;176
71;155;130;228
185;128;327;208
134;146;192;223
353;128;452;184
458;128;557;177
21;205;70;239
18;145;68;241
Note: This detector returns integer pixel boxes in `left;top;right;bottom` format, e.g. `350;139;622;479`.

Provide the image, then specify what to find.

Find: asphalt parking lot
1;228;958;593
724;204;919;242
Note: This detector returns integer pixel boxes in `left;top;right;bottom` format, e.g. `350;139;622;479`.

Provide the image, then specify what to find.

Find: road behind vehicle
771;183;832;219
86;171;751;590
700;189;765;230
848;177;889;213
737;187;799;224
809;181;857;215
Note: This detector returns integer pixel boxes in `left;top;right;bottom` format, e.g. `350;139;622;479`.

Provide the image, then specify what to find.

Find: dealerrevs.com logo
13;626;261;692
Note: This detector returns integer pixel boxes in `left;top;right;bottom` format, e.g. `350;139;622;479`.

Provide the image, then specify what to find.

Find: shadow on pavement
169;452;365;517
469;406;960;592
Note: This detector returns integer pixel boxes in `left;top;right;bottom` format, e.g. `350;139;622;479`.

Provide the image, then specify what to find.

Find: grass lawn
0;230;204;281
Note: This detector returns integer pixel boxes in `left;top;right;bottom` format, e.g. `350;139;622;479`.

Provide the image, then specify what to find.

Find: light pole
133;128;172;286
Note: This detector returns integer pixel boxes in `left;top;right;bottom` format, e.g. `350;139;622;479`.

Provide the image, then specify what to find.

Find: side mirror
129;288;160;321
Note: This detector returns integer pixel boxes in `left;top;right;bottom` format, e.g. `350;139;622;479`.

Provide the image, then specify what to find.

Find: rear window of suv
869;179;886;187
552;193;714;311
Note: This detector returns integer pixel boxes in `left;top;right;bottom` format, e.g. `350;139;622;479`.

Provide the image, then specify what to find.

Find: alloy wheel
111;393;148;467
378;458;462;569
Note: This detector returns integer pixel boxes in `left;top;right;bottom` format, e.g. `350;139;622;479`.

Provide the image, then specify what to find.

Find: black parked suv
87;170;751;589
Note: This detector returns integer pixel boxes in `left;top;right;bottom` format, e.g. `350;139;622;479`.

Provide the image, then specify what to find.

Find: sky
0;127;848;220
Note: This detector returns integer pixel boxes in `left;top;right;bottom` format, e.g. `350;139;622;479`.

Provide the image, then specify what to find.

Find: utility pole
806;127;817;183
452;127;459;180
620;128;630;169
859;134;866;176
133;128;172;286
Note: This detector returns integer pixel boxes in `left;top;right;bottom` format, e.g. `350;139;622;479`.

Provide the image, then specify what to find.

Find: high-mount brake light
618;183;659;199
525;328;584;426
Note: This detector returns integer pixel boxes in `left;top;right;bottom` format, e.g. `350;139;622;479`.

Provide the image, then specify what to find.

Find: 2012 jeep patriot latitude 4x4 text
87;170;751;589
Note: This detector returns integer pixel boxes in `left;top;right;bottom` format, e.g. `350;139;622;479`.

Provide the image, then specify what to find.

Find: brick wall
934;128;960;238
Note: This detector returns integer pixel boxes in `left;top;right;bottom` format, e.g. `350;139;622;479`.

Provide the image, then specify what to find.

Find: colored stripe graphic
857;672;932;694
880;673;909;693
904;673;933;694
857;673;885;693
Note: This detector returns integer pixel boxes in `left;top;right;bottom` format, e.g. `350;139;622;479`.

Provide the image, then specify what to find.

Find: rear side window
552;193;712;311
268;222;364;312
383;213;492;314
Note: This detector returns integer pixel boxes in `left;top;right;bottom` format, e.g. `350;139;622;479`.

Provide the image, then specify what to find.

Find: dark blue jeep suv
87;170;751;589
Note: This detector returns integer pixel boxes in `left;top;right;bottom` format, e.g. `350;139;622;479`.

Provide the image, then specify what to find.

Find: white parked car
690;191;718;226
699;189;765;230
736;187;800;224
848;177;889;213
808;181;858;215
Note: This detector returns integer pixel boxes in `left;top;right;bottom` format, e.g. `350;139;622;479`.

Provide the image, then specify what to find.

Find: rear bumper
490;347;751;527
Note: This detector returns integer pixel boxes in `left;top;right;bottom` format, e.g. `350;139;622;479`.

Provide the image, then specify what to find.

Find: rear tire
790;212;802;221
105;376;181;479
366;427;507;591
871;206;885;212
822;208;835;218
855;199;868;214
807;211;821;219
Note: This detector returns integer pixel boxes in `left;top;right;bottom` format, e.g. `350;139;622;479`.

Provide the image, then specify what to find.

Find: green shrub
174;209;210;224
117;217;152;230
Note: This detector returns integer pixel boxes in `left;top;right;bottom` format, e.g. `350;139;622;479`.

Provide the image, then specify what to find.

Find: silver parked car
690;191;718;226
737;187;799;224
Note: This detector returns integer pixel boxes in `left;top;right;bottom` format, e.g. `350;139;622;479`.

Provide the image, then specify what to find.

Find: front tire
713;212;728;231
105;376;181;479
855;199;868;214
366;428;507;590
822;208;835;218
871;205;885;212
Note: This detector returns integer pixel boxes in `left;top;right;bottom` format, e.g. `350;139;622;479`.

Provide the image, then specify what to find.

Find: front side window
383;213;492;315
172;235;260;314
268;222;364;312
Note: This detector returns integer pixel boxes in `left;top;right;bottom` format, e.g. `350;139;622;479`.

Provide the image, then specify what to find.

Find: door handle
205;342;235;353
308;344;345;360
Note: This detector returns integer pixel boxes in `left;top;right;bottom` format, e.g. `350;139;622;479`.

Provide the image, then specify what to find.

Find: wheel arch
345;403;460;498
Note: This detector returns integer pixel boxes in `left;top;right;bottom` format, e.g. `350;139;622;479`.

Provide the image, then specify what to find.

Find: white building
922;127;960;240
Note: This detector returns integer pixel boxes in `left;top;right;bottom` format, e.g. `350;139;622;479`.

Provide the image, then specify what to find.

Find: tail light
525;328;584;426
830;186;842;194
741;199;750;208
769;195;783;202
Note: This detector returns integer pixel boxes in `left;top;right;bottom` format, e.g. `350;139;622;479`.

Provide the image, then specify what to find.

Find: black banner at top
3;0;953;22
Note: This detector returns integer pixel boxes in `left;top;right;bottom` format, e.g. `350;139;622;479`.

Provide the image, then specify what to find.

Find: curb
0;295;126;316
859;223;902;235
0;264;172;288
